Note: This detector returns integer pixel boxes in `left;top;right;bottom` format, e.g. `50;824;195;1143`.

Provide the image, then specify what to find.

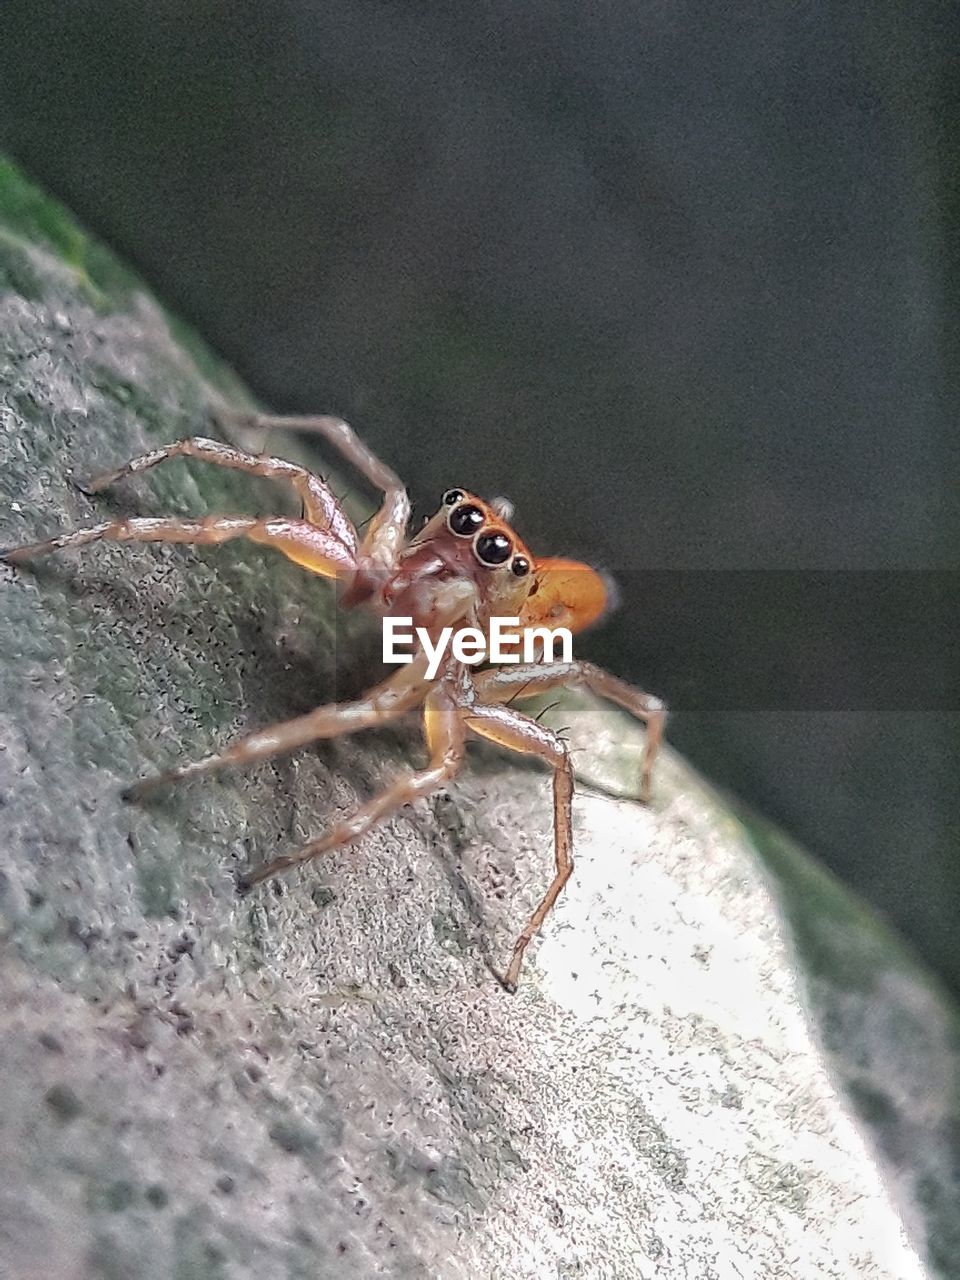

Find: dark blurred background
1;2;957;987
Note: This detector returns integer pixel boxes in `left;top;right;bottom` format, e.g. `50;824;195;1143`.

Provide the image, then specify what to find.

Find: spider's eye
475;530;512;566
442;489;463;506
448;503;485;536
511;555;531;577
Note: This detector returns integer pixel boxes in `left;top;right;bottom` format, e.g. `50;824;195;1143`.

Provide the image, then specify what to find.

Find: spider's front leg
124;654;431;799
473;661;666;803
462;698;574;992
238;662;572;993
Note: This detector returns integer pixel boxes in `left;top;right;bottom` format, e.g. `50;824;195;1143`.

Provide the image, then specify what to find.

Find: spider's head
414;489;612;635
413;488;535;620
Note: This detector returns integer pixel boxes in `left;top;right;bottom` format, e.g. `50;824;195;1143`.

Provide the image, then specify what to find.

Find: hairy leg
1;514;357;580
215;410;410;569
125;656;431;799
77;435;357;553
240;675;465;889
474;661;666;802
463;699;574;992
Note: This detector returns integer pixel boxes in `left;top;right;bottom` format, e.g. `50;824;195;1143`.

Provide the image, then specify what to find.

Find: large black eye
442;489;463;506
475;530;512;566
511;555;530;577
448;503;485;536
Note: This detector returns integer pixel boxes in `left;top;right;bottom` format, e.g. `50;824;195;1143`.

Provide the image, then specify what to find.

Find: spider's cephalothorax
1;414;665;991
374;488;538;632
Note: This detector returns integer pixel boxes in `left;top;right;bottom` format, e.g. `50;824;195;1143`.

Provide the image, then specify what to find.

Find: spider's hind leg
1;514;355;581
77;435;356;547
215;410;410;569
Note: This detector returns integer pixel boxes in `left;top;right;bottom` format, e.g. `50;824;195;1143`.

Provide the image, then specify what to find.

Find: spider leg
462;700;574;993
215;410;410;569
124;657;431;799
474;661;666;803
240;675;465;890
76;436;357;552
1;515;356;580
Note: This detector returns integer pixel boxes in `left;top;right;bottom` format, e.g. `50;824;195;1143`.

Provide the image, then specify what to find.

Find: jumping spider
2;411;666;990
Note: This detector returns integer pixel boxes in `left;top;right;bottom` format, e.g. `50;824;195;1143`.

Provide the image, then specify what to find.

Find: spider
1;411;666;990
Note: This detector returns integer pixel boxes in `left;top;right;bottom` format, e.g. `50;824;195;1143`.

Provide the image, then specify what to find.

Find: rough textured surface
0;157;956;1279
